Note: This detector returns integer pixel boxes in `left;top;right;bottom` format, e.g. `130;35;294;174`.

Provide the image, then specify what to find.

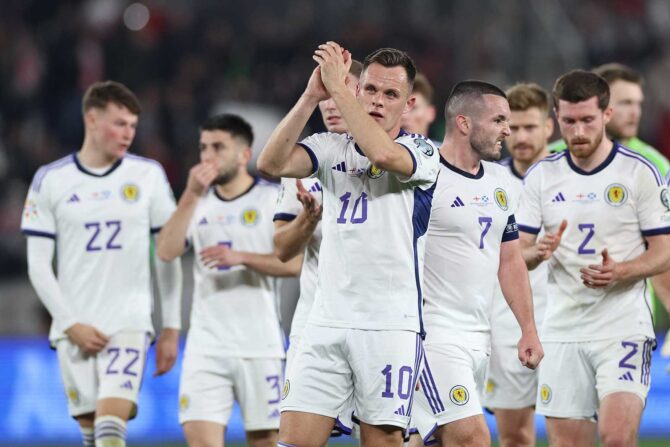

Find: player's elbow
156;242;178;263
256;152;280;178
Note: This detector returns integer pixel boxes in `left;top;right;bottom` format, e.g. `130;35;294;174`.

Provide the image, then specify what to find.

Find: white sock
80;426;95;447
94;415;127;447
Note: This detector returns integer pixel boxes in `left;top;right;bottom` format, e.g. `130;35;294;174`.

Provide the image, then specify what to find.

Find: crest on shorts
241;208;259;226
485;379;495;395
414;138;434;157
367;164;385;179
494;188;509;211
67;387;80;405
540;384;552;404
121;183;140;202
661;188;670;211
449;385;469;406
604;183;627;207
281;379;290;400
179;394;189;411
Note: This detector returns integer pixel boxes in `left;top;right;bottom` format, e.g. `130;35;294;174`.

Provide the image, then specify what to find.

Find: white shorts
281;325;424;430
482;342;537;410
413;342;489;443
536;336;655;419
178;352;283;431
56;331;150;418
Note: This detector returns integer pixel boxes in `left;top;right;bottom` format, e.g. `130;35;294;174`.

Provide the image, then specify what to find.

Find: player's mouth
326;115;342;124
513;144;533;151
369;111;384;120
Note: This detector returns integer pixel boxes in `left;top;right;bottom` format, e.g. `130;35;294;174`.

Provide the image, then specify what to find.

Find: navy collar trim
213;176;258;202
440;155;484;179
73;153;123;177
565;142;617;176
509;160;524;180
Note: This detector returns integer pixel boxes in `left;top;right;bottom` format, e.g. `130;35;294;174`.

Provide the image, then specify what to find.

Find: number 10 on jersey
337;192;368;224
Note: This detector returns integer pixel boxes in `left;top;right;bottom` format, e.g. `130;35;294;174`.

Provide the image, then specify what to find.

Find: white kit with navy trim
185;179;285;359
297;130;440;333
21;153;176;342
517;142;670;342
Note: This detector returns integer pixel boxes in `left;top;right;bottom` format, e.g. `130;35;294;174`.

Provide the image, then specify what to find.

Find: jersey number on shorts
577;223;596;255
106;347;140;376
337;192;368;224
381;364;413;399
478;216;492;249
85;220;122;251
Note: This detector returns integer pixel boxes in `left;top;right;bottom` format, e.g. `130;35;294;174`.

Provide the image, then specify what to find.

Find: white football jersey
489;158;547;344
185;178;285;358
21;153;176;341
517;143;670;341
299;130;440;333
422;158;519;349
274;177;323;339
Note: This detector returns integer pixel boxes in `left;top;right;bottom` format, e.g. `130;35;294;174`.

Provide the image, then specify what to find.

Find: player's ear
544;116;554;137
84;108;97;130
602;106;613;125
455;115;470;135
241;147;253;165
404;95;416;114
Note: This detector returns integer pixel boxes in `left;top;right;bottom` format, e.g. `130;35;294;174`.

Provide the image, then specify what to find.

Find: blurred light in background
124;3;151;32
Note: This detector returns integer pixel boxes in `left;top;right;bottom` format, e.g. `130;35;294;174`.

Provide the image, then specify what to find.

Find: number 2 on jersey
337;192;368;224
85;220;122;251
578;223;596;255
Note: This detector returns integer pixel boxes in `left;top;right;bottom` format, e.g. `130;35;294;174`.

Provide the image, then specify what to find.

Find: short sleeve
298;132;342;181
274;177;301;222
149;165;177;233
516;167;543;235
635;164;670;236
21;168;57;239
395;135;440;188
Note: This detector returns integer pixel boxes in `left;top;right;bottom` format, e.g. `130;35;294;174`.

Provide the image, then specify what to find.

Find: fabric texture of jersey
298;130;439;333
273;177;323;340
185;178;285;359
489;158;547;344
422;157;519;349
21;153;176;342
517;142;670;342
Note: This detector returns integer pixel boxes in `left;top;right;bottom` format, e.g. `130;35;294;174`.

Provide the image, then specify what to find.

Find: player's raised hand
537;219;568;261
580;248;618;289
296;179;322;223
200;244;244;269
154;328;179;376
186;161;219;197
517;330;544;370
65;323;110;355
304;66;330;103
313;41;352;95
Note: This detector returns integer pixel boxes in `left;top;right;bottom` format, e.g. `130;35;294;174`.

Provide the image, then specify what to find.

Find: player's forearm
520;233;542;271
274;215;318;262
156;191;199;261
499;245;538;335
257;95;320;178
240;252;303;277
153;252;182;330
330;87;410;175
26;237;78;331
615;234;670;284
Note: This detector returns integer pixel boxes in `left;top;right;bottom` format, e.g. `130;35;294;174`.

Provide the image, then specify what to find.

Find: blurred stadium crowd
3;0;670;325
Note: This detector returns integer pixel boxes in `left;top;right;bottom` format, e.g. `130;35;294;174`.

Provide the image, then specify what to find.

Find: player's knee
599;425;635;447
440;423;490;447
498;428;533;447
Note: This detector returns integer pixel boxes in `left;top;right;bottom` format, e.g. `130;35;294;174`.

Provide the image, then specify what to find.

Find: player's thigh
413;342;489;443
536;341;598;419
179;352;235;426
597;392;644;446
182;420;225;447
349;330;423;429
56;338;98;417
235;358;283;431
278;411;334;447
96;331;151;419
359;421;404;447
483;342;537;410
545;417;597;447
493;408;535;447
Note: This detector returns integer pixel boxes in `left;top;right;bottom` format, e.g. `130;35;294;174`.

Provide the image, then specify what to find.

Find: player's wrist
299;92;322;108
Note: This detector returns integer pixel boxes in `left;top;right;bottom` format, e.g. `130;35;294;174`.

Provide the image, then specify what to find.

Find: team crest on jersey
179;394;189;411
494;188;509;211
23;199;38;222
367;164;385;179
449;385;469;406
282;379;290;400
121;183;140;202
661;188;670;211
540;384;552;404
67;387;80;405
604;183;627;207
241;208;259;226
414;138;434;157
485;379;495;395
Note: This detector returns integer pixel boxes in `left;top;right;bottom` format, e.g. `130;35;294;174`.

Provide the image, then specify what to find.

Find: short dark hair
82;80;141;115
506;83;550;114
592;63;644;87
444;80;507;127
200;114;254;147
363;48;416;87
552;70;610;111
349;59;364;79
412;73;434;103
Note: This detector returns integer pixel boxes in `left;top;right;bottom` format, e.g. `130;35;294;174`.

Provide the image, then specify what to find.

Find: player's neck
570;137;614;171
215;171;255;200
513;148;549;177
439;139;481;175
78;141;119;169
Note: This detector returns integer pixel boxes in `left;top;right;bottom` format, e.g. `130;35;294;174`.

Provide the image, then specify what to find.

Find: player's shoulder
615;143;664;186
525;151;567;178
31;154;77;193
123;153;167;174
304;131;350;146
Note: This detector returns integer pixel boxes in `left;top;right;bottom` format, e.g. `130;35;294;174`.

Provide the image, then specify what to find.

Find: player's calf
247;429;278;447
